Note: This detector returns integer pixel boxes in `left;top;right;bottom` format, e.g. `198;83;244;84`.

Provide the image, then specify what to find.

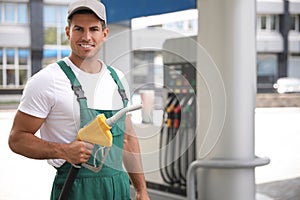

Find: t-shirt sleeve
18;67;56;118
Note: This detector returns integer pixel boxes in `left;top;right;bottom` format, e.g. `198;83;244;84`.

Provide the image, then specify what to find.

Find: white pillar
101;24;132;84
196;0;258;199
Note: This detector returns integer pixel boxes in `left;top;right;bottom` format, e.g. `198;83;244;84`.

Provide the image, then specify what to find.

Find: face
66;13;108;63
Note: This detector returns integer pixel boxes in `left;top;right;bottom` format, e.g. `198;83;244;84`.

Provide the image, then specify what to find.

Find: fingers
83;141;94;151
66;141;95;164
77;141;94;163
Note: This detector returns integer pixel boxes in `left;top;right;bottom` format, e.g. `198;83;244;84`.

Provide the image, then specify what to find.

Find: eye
74;26;83;31
91;27;100;32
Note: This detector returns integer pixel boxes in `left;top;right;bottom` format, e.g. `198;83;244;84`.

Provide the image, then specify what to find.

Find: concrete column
278;0;289;78
30;0;43;75
196;0;257;199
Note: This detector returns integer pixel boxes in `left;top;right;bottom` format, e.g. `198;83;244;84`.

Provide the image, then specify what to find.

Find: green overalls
50;60;131;200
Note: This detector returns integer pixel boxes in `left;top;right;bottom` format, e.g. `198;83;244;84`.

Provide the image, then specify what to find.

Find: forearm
123;145;147;192
9;110;93;164
123;116;148;194
123;134;149;200
9;131;67;160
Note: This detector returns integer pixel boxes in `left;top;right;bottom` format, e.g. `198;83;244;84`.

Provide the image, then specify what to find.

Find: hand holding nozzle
77;104;142;147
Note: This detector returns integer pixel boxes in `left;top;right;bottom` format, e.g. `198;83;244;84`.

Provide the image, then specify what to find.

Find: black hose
159;94;176;184
58;165;80;200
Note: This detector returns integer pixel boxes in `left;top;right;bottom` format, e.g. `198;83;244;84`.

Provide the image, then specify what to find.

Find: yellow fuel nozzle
77;114;112;147
76;104;142;147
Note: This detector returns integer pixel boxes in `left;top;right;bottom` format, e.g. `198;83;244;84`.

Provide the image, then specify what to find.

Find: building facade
0;0;299;94
0;0;70;94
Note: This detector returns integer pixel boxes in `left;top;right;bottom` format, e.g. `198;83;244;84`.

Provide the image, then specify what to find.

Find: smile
79;44;95;48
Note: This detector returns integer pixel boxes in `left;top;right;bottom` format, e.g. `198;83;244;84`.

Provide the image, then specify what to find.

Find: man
8;0;149;199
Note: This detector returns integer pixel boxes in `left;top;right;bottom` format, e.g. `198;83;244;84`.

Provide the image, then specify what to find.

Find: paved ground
0;109;56;200
257;177;300;200
255;108;300;200
0;106;300;200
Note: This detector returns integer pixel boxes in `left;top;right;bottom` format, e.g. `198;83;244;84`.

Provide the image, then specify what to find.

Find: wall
256;93;300;107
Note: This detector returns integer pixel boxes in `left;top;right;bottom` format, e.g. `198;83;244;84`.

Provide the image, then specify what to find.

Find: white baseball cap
68;0;106;24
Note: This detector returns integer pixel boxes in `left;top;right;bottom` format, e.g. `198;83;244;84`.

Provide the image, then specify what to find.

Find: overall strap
56;60;91;127
107;66;128;107
57;60;128;109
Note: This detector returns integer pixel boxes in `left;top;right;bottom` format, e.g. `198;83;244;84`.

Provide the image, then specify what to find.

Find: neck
69;56;102;73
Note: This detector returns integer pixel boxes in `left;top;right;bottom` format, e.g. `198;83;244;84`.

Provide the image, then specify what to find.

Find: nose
82;30;91;41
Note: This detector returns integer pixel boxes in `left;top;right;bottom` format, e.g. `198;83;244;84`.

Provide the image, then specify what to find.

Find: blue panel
101;0;196;23
18;49;29;58
61;49;71;57
43;49;57;58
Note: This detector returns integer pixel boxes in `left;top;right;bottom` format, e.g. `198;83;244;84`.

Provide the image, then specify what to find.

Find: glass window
19;69;27;85
18;4;28;24
44;27;58;45
44;6;57;25
260;16;267;30
0;49;3;65
43;4;70;64
6;48;15;65
0;48;30;88
19;49;29;65
5;3;15;23
0;70;2;85
257;54;277;84
60;27;69;45
6;69;15;85
59;6;68;26
290;15;296;30
43;49;58;66
270;15;276;30
0;3;2;23
290;15;299;31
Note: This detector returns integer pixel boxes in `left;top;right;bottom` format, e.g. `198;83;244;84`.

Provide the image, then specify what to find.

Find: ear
65;26;70;40
102;28;109;42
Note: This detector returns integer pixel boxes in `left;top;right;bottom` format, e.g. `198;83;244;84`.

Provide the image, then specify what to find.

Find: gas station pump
159;93;196;188
159;36;198;190
134;36;198;199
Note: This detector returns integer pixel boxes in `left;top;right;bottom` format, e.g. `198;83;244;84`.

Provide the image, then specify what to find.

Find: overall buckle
72;85;86;100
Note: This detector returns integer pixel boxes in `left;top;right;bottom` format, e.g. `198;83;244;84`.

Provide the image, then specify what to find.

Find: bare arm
8;110;93;165
123;115;150;200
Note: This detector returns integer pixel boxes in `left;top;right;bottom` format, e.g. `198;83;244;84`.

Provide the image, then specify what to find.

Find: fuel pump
159;94;196;188
136;36;198;199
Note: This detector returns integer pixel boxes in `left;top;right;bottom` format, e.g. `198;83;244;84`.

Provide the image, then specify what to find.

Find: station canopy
101;0;197;23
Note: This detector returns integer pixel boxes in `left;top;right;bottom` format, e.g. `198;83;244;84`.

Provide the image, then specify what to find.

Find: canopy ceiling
101;0;197;23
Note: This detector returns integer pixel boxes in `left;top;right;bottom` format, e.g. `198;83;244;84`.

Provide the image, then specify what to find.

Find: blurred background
1;0;300;200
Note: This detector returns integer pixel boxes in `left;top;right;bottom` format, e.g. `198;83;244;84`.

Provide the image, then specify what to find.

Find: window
6;48;15;65
290;15;299;32
19;49;29;65
43;5;70;66
257;54;277;92
18;4;28;24
270;15;277;30
0;2;28;24
18;49;29;86
260;16;267;29
0;48;30;88
4;3;14;23
257;15;279;32
0;49;3;65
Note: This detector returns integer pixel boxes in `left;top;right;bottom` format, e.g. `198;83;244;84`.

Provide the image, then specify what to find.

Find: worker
8;0;150;199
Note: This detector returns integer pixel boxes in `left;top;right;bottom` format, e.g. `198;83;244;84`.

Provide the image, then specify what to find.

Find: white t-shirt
19;57;130;167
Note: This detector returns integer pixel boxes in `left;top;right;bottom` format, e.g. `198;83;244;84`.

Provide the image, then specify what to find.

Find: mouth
78;43;95;49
